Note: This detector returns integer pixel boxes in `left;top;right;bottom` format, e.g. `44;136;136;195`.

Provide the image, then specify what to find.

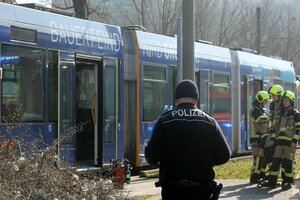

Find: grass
135;149;300;199
139;149;300;180
214;149;300;179
214;157;253;179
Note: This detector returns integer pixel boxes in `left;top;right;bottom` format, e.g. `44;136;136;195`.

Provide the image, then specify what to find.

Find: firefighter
260;85;284;178
145;79;231;200
260;90;300;190
249;91;270;184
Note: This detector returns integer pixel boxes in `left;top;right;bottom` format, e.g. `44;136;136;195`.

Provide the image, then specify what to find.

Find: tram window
2;45;44;122
143;65;167;122
211;73;230;119
273;79;282;86
273;69;281;78
284;82;295;92
104;66;118;142
61;62;72;122
11;26;37;43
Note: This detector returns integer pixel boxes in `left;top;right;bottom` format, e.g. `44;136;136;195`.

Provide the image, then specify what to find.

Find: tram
122;30;295;167
0;2;296;169
0;2;123;168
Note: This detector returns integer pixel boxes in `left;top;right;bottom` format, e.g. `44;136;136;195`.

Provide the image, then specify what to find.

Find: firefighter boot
257;176;277;188
250;174;261;184
281;182;292;190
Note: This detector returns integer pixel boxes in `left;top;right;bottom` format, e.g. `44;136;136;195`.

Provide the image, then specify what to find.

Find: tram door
199;70;210;113
245;76;263;149
76;56;102;167
59;51;75;165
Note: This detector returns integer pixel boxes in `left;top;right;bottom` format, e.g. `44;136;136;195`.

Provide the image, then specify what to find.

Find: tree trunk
73;0;88;19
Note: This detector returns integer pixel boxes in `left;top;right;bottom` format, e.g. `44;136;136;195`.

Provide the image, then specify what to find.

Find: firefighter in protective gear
249;91;270;184
261;85;284;176
260;90;300;190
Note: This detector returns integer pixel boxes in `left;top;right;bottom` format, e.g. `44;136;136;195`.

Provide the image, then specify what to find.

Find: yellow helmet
268;84;284;96
282;90;295;102
255;91;270;103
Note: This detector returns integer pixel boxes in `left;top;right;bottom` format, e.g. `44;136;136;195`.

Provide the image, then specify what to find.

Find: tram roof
237;50;294;72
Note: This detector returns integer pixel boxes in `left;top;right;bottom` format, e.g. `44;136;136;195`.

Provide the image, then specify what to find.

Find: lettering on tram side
49;21;121;52
171;109;204;117
140;38;177;61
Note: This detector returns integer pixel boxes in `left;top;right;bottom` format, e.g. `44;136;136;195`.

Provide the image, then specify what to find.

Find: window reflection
210;73;230;120
2;45;44;122
104;66;116;142
142;65;167;121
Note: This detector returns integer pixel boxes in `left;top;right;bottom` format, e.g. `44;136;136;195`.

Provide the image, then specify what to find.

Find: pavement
124;176;300;199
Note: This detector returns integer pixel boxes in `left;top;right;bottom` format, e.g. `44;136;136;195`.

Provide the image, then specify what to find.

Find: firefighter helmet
282;90;295;102
268;84;284;96
255;91;270;103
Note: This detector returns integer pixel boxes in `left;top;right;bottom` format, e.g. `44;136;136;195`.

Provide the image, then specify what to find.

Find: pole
182;0;195;81
230;50;241;153
256;7;261;55
177;17;182;84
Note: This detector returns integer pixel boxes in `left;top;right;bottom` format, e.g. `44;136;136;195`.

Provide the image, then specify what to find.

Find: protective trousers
261;146;275;176
250;146;265;182
268;145;295;185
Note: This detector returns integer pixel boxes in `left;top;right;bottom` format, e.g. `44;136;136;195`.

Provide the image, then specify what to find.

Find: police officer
249;91;270;184
145;79;231;200
260;91;300;190
261;85;284;178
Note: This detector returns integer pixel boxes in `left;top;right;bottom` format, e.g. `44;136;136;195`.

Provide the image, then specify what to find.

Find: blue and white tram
0;2;123;168
0;2;296;169
122;30;178;167
122;28;296;167
231;51;295;154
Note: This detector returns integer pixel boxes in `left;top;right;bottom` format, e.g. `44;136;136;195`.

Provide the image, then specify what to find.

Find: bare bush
0;124;129;200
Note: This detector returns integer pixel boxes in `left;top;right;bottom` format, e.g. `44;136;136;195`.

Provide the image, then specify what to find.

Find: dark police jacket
145;103;231;184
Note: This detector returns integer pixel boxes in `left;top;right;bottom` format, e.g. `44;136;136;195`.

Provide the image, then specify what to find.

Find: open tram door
75;54;102;168
244;76;263;149
75;55;120;169
57;52;103;168
58;51;76;165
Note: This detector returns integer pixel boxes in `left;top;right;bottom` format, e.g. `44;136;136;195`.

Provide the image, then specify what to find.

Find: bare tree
87;0;109;22
195;0;245;47
152;0;182;35
110;0;181;35
195;0;218;42
52;0;109;22
73;0;88;19
215;0;244;46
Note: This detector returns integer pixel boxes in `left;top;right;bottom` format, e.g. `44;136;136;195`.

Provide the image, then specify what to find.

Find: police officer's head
175;79;199;105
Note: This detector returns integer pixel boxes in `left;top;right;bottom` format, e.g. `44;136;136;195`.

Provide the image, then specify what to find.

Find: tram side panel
126;30;178;167
195;43;234;153
237;50;296;154
0;2;124;167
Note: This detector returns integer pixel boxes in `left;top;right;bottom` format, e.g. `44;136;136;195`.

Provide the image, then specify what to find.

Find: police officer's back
145;79;231;200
